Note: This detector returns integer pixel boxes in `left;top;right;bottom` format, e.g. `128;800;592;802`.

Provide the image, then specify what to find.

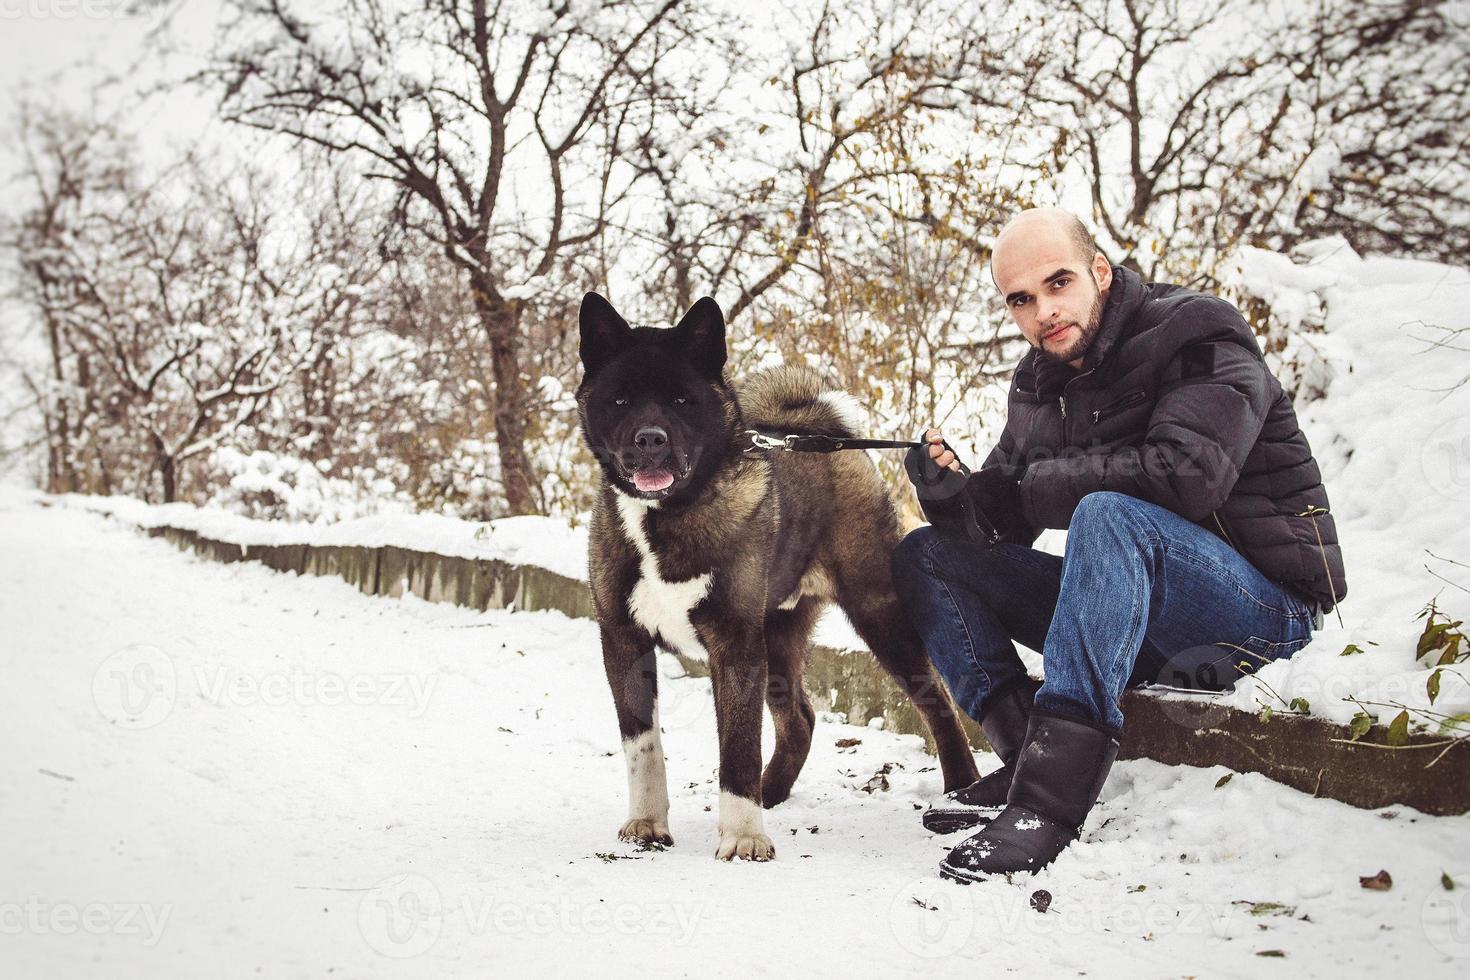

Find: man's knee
1069;491;1153;536
1064;492;1161;567
891;525;940;585
894;525;1027;597
1071;490;1132;520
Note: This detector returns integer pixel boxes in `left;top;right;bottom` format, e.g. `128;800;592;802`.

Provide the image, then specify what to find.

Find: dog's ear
579;292;632;374
673;296;726;378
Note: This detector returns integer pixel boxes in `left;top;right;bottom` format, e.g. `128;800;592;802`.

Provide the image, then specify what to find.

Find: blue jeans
890;491;1318;732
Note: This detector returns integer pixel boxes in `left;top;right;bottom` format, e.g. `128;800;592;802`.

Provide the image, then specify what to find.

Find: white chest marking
615;494;713;661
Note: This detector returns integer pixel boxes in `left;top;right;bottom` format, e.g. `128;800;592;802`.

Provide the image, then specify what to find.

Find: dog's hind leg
834;561;981;793
601;624;673;847
759;596;821;808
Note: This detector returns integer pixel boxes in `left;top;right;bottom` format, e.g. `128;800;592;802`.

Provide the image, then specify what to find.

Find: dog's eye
613;397;628;406
672;396;688;405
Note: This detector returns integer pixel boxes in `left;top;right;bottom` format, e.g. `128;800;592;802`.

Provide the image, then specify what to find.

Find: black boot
922;678;1039;834
938;709;1120;883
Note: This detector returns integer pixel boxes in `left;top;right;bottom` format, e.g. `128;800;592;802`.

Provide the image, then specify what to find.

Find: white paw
618;817;673;847
715;831;775;861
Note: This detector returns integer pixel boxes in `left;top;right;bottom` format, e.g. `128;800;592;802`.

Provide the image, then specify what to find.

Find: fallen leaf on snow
1359;870;1393;891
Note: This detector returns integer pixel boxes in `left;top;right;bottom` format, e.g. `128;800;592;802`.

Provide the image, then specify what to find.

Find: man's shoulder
1129;278;1254;348
1135;278;1241;324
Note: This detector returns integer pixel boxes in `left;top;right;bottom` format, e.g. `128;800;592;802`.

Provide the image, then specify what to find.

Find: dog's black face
576;292;740;504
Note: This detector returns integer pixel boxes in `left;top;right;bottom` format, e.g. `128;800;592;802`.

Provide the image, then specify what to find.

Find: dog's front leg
600;623;673;846
705;622;774;861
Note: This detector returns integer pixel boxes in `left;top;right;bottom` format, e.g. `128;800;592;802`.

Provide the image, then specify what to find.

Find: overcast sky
1;1;165;97
0;1;227;203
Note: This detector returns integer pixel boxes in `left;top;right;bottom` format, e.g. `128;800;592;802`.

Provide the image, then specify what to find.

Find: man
890;207;1347;884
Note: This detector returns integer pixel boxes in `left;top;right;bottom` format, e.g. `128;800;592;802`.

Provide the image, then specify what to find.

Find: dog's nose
634;426;668;452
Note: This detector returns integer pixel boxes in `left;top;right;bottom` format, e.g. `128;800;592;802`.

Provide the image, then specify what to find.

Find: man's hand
963;468;1029;544
922;428;965;474
904;429;970;506
904;428;1033;548
905;429;1000;548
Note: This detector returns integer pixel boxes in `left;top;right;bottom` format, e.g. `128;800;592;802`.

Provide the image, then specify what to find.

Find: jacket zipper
1091;389;1148;424
1058;368;1093;447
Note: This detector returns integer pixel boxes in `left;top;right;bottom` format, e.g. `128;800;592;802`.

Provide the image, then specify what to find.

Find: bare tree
1281;0;1470;262
205;0;726;514
7;108;139;496
979;0;1298;280
968;0;1468;285
631;0;1023;326
6;105;390;502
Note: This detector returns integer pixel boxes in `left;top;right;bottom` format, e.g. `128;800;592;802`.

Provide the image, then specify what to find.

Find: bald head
991;208;1099;284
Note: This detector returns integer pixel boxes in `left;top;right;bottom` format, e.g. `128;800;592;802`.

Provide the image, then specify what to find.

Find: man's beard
1039;280;1106;365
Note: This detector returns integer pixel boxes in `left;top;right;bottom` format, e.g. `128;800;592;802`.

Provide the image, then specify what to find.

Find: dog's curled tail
738;365;867;438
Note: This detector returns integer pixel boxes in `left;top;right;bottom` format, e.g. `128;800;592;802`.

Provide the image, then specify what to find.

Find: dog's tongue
634;469;675;492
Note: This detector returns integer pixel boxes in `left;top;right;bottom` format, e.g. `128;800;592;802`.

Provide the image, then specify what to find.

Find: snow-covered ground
3;488;1469;977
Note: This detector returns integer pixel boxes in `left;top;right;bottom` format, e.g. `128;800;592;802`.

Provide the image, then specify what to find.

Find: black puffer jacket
983;264;1347;612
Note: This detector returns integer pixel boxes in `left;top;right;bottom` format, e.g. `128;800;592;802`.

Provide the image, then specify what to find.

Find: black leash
741;430;922;454
742;428;1001;548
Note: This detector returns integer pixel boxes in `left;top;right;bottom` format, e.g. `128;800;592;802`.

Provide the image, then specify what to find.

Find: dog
576;292;980;861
